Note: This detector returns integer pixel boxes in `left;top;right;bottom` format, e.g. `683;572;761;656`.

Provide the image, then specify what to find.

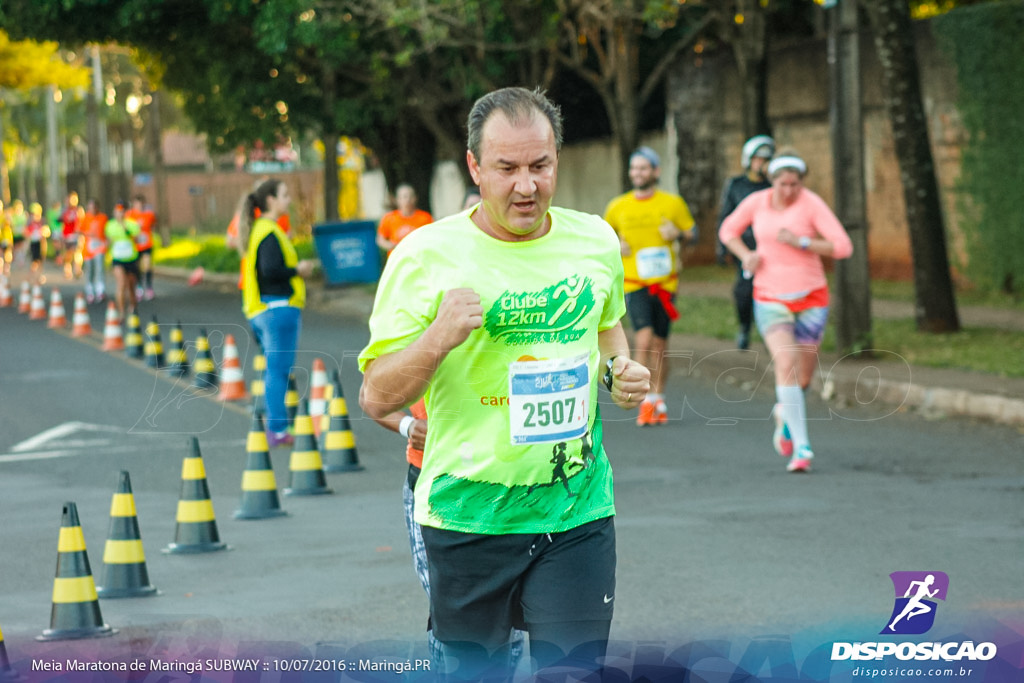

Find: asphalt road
1;270;1022;680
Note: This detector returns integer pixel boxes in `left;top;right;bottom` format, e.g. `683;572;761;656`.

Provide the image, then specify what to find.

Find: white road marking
0;436;245;463
10;421;124;452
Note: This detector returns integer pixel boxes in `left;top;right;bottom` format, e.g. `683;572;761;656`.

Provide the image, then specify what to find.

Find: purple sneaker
267;431;294;448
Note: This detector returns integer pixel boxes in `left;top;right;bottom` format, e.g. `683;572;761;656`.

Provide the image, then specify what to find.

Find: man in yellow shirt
604;146;696;426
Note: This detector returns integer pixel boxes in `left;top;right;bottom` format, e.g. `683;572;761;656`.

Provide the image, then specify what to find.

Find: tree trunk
46;85;61;207
148;90;171;245
612;23;640;191
863;0;959;333
86;45;104;206
829;0;873;354
0;106;10;205
321;65;340;223
732;0;771;138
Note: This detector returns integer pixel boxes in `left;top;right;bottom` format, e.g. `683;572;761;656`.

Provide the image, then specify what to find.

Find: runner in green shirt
359;87;650;681
105;203;141;318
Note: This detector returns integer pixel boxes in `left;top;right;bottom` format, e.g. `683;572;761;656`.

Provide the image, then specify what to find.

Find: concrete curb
161;265;1024;429
675;335;1024;429
854;377;1024;426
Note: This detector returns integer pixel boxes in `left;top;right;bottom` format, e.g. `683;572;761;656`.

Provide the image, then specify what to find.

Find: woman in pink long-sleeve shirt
718;153;853;473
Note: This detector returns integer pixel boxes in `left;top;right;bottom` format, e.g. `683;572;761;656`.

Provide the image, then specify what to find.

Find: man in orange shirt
80;199;109;303
126;196;158;300
376;184;432;255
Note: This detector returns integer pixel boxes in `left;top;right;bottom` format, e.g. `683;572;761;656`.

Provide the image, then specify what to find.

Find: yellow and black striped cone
124;312;144;359
192;328;219;390
235;410;287;519
284;373;299;428
164;437;228;554
144;316;166;369
0;622;25;682
322;371;364;473
283;400;333;496
165;321;191;378
37;502;116;641
96;471;158;598
250;352;266;413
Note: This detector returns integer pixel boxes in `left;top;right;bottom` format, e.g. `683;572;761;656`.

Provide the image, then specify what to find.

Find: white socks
776;384;811;454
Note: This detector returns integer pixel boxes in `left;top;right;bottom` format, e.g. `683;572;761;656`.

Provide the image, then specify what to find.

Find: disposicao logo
830;571;998;663
882;571;948;635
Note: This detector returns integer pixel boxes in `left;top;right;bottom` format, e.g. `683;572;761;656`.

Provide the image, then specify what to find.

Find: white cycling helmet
741;135;775;169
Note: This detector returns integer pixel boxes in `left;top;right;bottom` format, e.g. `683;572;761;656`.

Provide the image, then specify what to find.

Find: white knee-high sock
776;384;810;454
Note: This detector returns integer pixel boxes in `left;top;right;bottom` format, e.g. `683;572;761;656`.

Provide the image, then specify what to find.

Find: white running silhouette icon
887;574;939;632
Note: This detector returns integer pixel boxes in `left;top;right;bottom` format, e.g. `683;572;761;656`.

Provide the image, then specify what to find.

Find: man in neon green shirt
359;87;650;681
604;147;696;427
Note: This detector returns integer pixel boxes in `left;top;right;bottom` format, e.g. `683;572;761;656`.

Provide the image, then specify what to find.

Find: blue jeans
249;303;301;433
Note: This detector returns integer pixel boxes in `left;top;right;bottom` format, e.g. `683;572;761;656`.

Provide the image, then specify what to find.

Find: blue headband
630;146;660;169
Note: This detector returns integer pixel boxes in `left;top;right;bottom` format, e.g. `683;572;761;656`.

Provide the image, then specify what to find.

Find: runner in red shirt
126;196;157;300
60;191;85;279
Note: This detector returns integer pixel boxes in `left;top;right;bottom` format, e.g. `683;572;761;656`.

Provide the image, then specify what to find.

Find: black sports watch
603;356;618;391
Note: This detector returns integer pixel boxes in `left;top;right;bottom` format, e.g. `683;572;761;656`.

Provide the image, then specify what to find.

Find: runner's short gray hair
466;87;563;163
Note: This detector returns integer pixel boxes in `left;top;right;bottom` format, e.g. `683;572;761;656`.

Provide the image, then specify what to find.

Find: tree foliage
0;30;88;90
553;0;712;189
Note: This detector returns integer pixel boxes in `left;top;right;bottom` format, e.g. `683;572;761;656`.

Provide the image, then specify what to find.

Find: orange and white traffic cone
28;285;47;320
70;293;92;337
309;358;329;437
101;302;124;351
0;277;12;308
217;334;248;402
17;281;31;314
47;289;68;329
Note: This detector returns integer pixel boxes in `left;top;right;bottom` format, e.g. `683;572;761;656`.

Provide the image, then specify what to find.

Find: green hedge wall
934;1;1024;294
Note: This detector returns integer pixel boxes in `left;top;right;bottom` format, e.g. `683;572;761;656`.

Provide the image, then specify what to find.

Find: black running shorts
625;288;675;338
421;516;616;651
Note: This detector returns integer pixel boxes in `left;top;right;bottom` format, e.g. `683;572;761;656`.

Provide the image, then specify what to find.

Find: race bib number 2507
508;353;590;445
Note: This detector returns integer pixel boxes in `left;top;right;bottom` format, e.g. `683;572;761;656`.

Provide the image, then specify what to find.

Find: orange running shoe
636;400;655;426
653;400;668;425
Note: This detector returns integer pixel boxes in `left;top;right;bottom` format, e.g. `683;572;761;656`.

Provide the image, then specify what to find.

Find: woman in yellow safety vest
238;178;316;447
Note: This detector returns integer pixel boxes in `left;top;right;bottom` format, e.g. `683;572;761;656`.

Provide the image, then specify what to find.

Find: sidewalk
159;266;1024;428
673;280;1024;427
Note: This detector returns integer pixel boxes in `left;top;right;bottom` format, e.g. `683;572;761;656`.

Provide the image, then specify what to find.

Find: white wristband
398;415;416;439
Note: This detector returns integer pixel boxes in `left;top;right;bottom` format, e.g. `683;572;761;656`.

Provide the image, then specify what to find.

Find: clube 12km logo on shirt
831;572;998;663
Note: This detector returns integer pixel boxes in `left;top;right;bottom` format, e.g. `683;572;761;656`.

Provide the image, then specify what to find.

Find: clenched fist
430;288;483;353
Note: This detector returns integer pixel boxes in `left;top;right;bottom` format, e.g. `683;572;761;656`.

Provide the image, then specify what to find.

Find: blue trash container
312;220;381;286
